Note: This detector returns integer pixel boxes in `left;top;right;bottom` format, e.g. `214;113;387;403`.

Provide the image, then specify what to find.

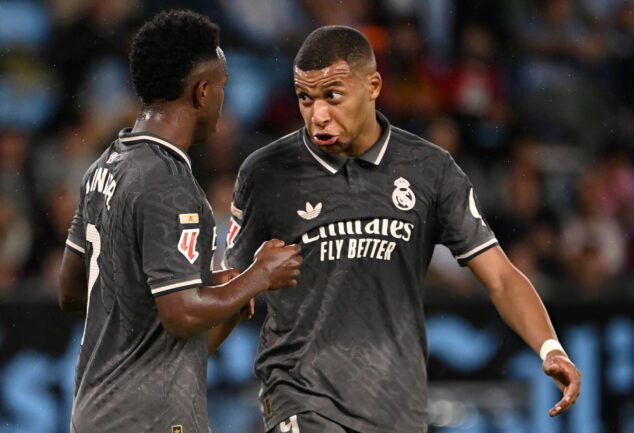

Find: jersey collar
117;128;192;169
301;111;392;174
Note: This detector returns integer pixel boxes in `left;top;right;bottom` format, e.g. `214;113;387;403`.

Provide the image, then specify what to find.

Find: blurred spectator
561;169;626;296
446;24;508;152
520;0;606;87
0;129;33;215
213;0;305;128
27;183;79;299
516;0;610;147
46;0;139;129
218;0;308;50
32;115;103;202
0;195;32;295
302;0;376;27
592;145;634;269
488;138;562;296
381;0;456;62
606;1;634;143
377;16;445;133
0;1;56;129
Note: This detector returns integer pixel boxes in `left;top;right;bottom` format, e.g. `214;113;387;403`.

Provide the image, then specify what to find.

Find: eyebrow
322;80;345;88
295;79;346;90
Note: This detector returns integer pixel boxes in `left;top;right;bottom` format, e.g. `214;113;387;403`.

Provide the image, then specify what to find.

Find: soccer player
57;11;302;433
224;26;581;433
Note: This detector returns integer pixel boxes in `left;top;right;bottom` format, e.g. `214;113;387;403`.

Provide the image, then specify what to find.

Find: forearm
489;269;557;355
207;313;242;356
176;264;267;335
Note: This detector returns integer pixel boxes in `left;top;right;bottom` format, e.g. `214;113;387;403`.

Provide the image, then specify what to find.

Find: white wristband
540;339;566;361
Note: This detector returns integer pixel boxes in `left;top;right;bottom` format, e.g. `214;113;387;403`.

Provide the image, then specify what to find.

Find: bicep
58;248;87;312
467;246;520;295
154;288;199;338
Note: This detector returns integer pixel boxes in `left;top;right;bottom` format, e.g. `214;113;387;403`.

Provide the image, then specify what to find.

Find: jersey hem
264;401;427;433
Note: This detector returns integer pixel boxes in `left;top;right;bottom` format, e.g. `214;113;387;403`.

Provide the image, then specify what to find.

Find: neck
347;111;381;157
131;103;195;151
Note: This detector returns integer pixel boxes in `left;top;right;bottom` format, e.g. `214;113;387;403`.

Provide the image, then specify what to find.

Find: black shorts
268;412;357;433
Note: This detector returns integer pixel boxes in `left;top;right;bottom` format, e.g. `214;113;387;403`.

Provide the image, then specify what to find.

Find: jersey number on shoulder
178;228;200;264
82;223;101;345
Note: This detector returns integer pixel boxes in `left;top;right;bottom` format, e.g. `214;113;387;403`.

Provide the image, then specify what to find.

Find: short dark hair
129;10;220;104
294;25;375;72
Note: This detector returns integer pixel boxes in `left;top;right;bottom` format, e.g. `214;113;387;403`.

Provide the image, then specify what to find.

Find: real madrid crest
392;177;416;211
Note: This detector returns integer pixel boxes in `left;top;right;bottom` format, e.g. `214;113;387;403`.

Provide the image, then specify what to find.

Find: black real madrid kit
66;129;216;433
224;112;497;433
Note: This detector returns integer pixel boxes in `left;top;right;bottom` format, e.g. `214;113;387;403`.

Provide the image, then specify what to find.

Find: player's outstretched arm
467;246;581;416
156;239;301;339
58;248;88;312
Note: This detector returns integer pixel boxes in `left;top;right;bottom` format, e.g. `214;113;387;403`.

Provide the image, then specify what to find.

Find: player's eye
327;91;343;101
297;93;311;104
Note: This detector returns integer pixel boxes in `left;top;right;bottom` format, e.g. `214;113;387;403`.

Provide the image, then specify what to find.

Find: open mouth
313;133;339;146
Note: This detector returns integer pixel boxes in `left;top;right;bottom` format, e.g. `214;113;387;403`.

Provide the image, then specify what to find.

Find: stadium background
0;0;632;432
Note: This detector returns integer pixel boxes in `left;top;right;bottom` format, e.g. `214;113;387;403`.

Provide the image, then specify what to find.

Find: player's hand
543;350;581;417
253;239;302;290
211;268;240;286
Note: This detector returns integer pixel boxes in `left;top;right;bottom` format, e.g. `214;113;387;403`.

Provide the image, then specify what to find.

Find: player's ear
367;71;382;101
192;79;208;110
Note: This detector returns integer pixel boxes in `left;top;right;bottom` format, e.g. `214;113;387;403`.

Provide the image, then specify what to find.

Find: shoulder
118;144;196;206
133;142;190;179
387;125;459;191
239;130;302;178
389;126;451;164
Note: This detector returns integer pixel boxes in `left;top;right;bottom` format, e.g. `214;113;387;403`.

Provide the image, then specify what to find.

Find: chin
322;143;347;155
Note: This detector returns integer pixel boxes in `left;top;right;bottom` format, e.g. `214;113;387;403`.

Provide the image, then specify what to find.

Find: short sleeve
222;167;269;271
436;154;498;266
66;184;86;256
136;174;205;297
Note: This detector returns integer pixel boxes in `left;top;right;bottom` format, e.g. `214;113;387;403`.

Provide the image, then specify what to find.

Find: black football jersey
65;129;217;433
224;112;497;433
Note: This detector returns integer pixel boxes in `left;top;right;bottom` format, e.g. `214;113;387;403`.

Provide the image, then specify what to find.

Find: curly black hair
294;25;374;72
129;10;220;105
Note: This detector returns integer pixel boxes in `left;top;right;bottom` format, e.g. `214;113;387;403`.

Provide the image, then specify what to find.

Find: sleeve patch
178;228;200;264
179;213;199;224
226;218;241;248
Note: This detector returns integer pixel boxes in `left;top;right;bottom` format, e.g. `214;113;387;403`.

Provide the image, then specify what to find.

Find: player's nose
311;100;330;127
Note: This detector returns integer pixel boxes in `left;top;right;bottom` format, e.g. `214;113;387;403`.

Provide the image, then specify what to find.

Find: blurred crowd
0;0;632;303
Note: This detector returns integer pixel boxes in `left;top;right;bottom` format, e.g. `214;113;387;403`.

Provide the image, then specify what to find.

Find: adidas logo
297;202;322;220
